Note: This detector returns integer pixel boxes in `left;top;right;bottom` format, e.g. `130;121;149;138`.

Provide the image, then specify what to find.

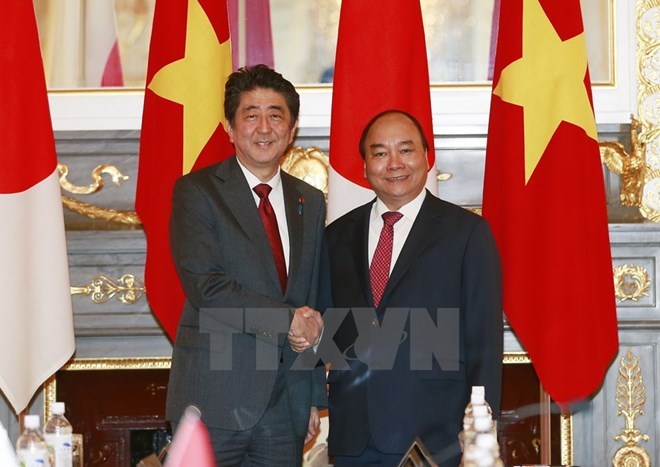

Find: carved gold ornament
58;163;129;195
612;349;651;467
58;163;142;225
612;264;651;302
70;274;146;304
636;1;660;222
61;195;142;225
280;146;329;198
599;116;646;207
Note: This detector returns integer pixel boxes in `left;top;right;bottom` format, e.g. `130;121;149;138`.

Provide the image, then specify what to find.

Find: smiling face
227;87;298;181
362;112;430;211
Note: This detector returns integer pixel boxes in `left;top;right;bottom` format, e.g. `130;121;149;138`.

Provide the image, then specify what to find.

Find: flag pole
237;0;246;67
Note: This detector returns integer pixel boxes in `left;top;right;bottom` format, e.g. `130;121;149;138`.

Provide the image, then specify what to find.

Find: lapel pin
297;196;304;215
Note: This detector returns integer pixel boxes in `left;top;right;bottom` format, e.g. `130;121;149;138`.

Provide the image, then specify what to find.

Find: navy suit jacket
166;156;327;436
324;191;502;466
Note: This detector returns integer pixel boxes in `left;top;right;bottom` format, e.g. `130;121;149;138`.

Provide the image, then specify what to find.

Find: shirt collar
373;189;427;222
236;157;282;192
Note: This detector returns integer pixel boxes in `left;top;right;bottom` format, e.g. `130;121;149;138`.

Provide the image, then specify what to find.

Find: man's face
227;88;297;177
363;113;429;211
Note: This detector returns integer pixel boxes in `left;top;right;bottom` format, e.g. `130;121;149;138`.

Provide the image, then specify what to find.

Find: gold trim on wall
599;116;646;208
69;274;146;304
612;348;651;467
58;162;143;225
636;0;660;222
613;264;651;302
58;163;129;195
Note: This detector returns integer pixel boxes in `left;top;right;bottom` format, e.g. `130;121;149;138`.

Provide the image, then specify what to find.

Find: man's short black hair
224;64;300;127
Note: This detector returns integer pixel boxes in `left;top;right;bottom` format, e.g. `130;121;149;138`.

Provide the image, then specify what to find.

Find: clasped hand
288;306;323;353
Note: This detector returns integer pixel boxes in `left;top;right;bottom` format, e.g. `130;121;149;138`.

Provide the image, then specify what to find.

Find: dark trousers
332;437;404;467
172;373;304;467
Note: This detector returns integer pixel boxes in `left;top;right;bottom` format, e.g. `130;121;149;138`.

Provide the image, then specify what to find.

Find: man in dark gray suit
166;65;326;466
324;110;502;466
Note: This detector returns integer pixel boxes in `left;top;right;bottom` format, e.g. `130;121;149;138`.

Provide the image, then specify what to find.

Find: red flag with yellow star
482;0;618;408
136;0;234;340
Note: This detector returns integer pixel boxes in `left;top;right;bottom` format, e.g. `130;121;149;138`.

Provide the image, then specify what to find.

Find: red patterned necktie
253;183;287;293
370;211;403;307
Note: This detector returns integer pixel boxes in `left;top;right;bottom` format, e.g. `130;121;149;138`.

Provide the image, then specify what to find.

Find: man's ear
226;122;234;143
363;161;367;178
425;149;430;170
289;119;299;145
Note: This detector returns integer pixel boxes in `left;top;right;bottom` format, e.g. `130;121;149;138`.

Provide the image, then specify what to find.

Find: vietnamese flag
482;0;618;408
0;1;75;413
136;0;235;340
327;0;437;222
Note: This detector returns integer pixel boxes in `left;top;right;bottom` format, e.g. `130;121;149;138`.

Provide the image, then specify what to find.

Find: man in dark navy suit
324;110;503;466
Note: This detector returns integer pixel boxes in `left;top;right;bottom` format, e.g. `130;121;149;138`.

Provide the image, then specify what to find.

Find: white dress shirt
368;189;427;273
236;159;290;270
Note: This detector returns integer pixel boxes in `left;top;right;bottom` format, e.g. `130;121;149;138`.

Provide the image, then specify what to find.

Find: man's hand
304;406;321;444
288;306;323;352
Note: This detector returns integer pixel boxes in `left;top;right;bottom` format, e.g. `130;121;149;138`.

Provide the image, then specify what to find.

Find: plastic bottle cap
24;414;40;429
52;402;65;415
472;385;485;396
471;392;485;405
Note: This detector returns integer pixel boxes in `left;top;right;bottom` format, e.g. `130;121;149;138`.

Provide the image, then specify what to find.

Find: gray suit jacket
166;156;327;436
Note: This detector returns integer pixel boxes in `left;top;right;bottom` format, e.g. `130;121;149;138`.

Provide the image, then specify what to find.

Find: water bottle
470;386;493;416
16;415;50;467
43;403;72;467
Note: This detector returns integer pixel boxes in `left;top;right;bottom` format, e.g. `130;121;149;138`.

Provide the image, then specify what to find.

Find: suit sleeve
310;195;329;408
462;218;503;418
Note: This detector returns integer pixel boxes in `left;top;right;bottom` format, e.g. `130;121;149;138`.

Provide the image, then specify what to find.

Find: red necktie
253;183;287;293
370;211;403;307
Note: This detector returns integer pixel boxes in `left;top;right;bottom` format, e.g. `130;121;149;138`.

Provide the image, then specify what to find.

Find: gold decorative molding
58;163;129;195
636;0;660;222
58;163;142;225
280;146;329;198
436;171;452;181
599;116;646;207
61;195;142;224
612;349;651;467
561;413;573;467
70;274;146;304
613;264;651;302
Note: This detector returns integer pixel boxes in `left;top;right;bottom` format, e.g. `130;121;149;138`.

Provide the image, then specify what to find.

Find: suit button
372;318;380;327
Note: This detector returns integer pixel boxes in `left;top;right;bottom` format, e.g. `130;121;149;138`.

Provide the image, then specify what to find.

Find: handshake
288;306;323;353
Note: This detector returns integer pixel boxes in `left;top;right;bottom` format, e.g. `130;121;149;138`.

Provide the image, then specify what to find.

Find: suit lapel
352;202;375;307
282;172;303;297
380;193;445;306
215;157;282;291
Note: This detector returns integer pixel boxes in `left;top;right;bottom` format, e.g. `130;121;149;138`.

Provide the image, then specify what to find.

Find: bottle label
44;434;72;467
17;447;49;467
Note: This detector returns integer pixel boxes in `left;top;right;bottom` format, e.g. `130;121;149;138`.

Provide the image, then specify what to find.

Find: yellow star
147;0;232;174
493;0;598;184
